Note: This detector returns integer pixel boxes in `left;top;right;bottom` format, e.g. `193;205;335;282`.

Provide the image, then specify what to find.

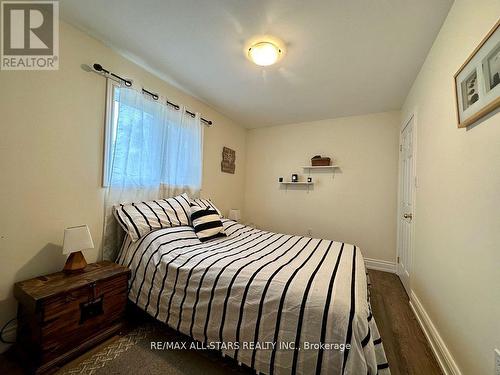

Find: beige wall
244;111;400;263
0;21;246;331
401;1;500;374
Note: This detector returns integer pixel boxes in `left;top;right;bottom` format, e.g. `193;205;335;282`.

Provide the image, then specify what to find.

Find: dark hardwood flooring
368;270;442;375
1;270;442;374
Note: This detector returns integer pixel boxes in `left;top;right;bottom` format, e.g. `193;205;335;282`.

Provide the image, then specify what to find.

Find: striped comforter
117;220;390;375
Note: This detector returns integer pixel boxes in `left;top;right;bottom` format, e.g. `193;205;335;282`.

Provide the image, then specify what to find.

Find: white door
398;115;415;296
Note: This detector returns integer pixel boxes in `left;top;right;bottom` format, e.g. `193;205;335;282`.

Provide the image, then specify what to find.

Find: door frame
396;111;417;296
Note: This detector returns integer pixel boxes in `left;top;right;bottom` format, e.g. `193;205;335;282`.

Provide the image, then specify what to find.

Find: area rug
58;321;251;375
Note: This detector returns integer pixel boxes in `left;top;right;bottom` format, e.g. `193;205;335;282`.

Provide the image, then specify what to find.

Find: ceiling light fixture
247;41;283;66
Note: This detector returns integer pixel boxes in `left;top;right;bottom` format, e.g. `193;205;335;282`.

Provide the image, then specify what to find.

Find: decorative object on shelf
62;225;94;273
221;146;236;174
278;177;283;182
228;209;241;222
311;155;332;166
291;173;298;182
454;19;500;128
307;177;312;183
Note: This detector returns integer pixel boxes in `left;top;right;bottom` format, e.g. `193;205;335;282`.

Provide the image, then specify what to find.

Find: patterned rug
57;322;251;375
58;324;151;374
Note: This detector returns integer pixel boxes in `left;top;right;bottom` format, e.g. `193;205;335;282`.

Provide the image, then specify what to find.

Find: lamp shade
63;225;94;255
228;209;241;222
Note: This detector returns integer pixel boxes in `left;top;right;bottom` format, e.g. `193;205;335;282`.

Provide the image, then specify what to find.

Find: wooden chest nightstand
13;261;130;374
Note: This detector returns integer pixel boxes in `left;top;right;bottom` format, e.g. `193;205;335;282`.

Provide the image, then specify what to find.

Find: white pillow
114;193;191;241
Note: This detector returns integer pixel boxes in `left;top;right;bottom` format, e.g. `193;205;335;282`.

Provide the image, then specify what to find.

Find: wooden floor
368;270;442;375
1;270;442;375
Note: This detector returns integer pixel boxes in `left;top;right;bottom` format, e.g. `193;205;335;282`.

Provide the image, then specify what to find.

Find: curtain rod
92;63;213;126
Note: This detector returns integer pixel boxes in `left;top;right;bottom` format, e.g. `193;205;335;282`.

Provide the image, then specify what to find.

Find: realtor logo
1;0;59;70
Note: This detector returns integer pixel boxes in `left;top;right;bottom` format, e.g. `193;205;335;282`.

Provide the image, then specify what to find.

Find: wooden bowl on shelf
311;157;331;166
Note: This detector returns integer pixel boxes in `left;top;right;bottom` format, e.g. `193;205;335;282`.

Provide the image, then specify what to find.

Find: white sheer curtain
102;87;203;260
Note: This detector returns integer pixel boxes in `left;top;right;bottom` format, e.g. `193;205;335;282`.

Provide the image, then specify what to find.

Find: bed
117;220;390;375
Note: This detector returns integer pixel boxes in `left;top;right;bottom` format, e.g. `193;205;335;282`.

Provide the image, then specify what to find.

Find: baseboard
409;291;462;375
0;322;16;354
364;258;397;273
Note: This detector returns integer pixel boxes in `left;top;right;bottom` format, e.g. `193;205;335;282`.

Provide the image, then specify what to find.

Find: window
103;79;203;191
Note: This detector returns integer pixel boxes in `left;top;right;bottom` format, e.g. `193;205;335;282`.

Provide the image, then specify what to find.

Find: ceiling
61;0;453;128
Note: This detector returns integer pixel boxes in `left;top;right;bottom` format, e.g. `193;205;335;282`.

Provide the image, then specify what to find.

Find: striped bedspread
117;220;390;375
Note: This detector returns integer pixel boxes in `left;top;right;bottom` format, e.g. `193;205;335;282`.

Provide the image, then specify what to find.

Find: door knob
403;213;413;219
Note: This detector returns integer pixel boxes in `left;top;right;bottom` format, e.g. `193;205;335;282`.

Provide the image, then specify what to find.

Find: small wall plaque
221;147;236;174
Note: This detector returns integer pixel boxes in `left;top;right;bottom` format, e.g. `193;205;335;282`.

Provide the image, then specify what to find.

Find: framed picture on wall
454;18;500;128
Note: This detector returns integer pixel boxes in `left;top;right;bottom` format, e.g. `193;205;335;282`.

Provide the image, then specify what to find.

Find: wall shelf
280;182;314;185
278;165;339;193
302;165;339;169
302;165;338;181
280;181;314;193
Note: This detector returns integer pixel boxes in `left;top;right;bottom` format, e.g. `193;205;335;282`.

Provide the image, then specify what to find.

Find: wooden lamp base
63;251;87;273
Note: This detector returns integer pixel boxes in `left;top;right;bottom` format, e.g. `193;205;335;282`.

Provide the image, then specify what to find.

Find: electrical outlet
495;348;500;375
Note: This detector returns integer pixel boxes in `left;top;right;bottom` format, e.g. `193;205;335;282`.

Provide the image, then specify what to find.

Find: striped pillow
190;205;226;242
190;198;222;217
114;193;191;241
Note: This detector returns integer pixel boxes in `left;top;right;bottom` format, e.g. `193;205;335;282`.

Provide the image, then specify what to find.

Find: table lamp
228;209;241;222
62;225;94;273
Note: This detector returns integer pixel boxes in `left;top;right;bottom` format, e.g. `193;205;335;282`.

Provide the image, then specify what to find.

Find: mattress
117;220;390;375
